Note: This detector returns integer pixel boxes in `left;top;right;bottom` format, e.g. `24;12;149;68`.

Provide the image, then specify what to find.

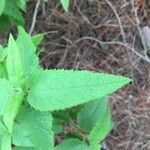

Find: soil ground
1;0;150;149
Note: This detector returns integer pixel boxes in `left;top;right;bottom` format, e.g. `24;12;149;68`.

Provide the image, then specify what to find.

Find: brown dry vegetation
1;0;150;149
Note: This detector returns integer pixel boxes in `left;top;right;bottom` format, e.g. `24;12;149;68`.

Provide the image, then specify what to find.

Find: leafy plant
0;26;131;149
0;0;26;31
60;0;70;12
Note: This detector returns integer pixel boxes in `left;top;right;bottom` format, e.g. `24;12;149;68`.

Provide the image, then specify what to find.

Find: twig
131;0;148;57
29;0;41;35
104;0;126;43
73;36;150;63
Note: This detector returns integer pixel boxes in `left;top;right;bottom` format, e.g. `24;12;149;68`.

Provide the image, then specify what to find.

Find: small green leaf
89;105;113;147
0;78;13;115
55;138;89;150
0;0;5;15
60;0;69;12
31;33;44;46
28;69;131;111
3;88;24;134
77;97;109;132
12;105;54;149
16;27;40;80
6;34;25;87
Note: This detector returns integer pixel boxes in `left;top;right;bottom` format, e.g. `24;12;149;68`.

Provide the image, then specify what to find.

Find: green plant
60;0;69;12
0;0;26;31
0;26;131;149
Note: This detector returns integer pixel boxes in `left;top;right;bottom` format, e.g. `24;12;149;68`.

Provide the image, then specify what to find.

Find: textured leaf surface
28;69;131;111
55;138;89;150
6;34;24;87
0;122;11;150
1;134;11;150
12;106;54;149
0;121;7;144
3;88;24;133
0;78;13;115
14;147;35;150
60;0;69;12
77;97;108;132
0;0;5;15
16;27;40;80
89;105;113;146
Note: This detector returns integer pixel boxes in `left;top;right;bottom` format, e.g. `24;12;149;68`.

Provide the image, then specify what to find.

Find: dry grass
1;0;150;149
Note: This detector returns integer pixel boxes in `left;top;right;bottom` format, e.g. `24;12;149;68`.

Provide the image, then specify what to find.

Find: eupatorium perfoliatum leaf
16;26;40;81
12;105;54;150
6;34;25;87
28;69;131;111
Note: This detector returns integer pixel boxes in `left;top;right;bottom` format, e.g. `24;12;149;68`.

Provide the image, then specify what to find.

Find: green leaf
3;88;24;134
0;63;7;78
52;118;63;135
0;122;7;143
0;121;11;150
0;78;13;115
89;144;100;150
12;105;54;149
15;0;26;12
89;105;113;147
52;110;70;123
31;33;44;46
55;138;89;150
3;0;24;25
1;134;11;150
12;123;33;147
16;26;40;80
60;0;69;12
0;15;12;32
28;69;131;111
0;0;5;15
6;34;25;87
77;97;108;132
